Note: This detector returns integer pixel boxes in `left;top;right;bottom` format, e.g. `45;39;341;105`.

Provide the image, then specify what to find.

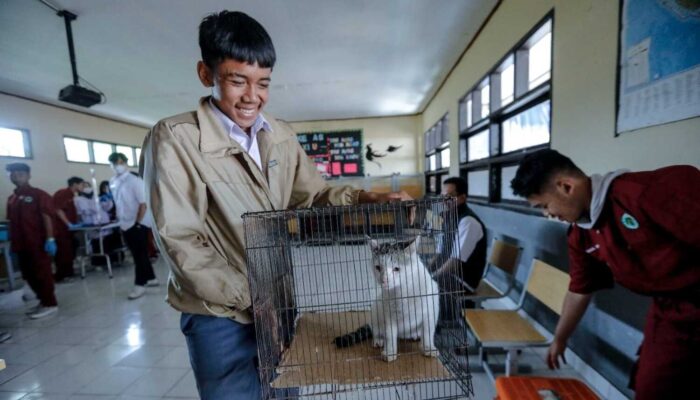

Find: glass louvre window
467;130;489;161
500;62;515;106
64;137;90;163
502;100;551;153
480;81;490;119
92;142;114;165
528;30;552;89
0;127;29;158
429;154;437;171
467;170;489;197
441;148;451;169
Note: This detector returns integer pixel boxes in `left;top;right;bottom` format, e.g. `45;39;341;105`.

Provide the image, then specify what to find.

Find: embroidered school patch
621;213;639;229
23;196;33;203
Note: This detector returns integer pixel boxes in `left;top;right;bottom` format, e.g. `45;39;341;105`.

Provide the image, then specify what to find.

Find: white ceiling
0;0;497;127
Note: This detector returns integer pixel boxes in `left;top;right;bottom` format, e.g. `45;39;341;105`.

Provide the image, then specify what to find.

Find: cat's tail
333;324;372;348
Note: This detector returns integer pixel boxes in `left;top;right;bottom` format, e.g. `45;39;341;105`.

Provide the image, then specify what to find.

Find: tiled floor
0;259;198;400
0;256;604;400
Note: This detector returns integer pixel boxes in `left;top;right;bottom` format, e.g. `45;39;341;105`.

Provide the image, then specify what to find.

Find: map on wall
297;130;363;178
617;0;700;133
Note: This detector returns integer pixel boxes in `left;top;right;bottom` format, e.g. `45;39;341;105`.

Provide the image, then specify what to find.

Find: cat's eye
375;265;381;271
393;267;400;272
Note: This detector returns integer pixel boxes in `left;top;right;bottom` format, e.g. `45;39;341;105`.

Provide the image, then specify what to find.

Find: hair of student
108;152;128;164
99;180;111;195
443;176;468;196
199;10;276;70
510;149;584;198
67;176;84;186
5;163;30;173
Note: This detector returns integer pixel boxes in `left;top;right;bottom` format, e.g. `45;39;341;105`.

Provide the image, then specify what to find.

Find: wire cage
243;198;473;399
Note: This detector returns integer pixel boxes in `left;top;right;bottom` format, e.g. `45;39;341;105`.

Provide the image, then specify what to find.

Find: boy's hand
359;190;412;204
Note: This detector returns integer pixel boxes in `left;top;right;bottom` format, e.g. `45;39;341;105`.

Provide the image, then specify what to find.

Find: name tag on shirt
268;159;279;169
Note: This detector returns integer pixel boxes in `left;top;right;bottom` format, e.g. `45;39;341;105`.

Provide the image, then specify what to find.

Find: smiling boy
141;11;410;399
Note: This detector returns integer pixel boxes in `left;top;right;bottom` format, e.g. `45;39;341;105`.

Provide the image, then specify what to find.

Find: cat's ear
367;237;379;251
401;239;418;254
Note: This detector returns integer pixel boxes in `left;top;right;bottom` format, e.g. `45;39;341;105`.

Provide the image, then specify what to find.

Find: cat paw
422;347;439;357
381;351;397;362
372;338;384;348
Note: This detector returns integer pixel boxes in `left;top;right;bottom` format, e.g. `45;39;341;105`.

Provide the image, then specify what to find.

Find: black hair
108;152;128;164
67;176;84;186
199;11;276;70
510;149;584;198
443;177;468;196
99;180;111;195
5;163;30;173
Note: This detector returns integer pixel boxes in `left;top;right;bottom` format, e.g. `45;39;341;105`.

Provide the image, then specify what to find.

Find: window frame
62;135;141;166
458;12;554;209
424;113;450;195
0;126;33;160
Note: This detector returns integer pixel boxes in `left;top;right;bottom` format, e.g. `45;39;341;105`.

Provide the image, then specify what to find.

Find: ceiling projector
59;84;102;107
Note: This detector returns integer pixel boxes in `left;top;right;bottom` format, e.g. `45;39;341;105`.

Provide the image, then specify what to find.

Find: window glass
0;127;28;158
467;170;489;197
92;142;113;165
502;100;550;153
64;137;90;163
467;130;489;161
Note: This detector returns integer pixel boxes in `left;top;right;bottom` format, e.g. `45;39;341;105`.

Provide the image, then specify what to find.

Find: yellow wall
0;93;148;219
421;0;700;176
290;115;421;177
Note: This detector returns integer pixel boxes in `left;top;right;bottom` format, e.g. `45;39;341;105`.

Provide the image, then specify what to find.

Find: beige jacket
141;97;360;323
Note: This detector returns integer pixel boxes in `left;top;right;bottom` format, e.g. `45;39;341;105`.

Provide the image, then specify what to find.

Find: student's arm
136;203;147;225
433;217;483;278
547;291;592;369
142;122;252;310
42;213;54;238
55;209;71;227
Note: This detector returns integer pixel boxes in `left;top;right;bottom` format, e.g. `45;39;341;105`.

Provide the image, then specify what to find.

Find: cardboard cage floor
271;311;452;388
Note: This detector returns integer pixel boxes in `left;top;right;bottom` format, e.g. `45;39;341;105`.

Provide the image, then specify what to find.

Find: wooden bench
464;259;570;380
463;239;522;305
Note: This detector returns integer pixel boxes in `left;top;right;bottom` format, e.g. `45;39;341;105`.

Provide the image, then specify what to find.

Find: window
424;114;450;195
467;130;489;161
92;142;113;165
64;137;91;163
502;100;550;153
458;14;553;207
500;59;515;106
527;22;552;89
479;79;490;119
0;127;31;159
63;136;142;166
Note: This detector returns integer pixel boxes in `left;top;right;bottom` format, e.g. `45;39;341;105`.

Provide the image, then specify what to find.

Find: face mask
113;165;128;175
82;187;93;195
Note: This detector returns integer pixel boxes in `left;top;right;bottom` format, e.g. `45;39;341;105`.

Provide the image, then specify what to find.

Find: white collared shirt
208;99;272;171
110;171;151;231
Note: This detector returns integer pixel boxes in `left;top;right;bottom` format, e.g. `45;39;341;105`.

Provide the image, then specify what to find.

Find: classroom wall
290;115;421;177
418;0;699;396
420;0;700;174
0;93;148;220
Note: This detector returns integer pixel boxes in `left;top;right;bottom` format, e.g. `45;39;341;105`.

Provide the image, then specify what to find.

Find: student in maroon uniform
510;149;699;400
5;163;59;319
53;176;84;282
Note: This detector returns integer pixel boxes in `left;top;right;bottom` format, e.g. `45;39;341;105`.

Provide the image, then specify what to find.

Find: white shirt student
108;152;157;299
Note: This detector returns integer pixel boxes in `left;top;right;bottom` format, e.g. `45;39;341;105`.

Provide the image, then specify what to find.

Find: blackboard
297;130;363;178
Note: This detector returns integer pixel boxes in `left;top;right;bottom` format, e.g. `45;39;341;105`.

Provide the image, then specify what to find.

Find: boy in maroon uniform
52;176;84;282
5;163;59;319
511;150;699;400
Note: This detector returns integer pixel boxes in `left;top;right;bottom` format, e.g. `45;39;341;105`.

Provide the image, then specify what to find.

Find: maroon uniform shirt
567;165;700;399
568;165;700;297
6;185;56;252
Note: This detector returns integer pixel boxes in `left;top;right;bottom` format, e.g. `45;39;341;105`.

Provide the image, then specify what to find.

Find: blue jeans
180;313;261;400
